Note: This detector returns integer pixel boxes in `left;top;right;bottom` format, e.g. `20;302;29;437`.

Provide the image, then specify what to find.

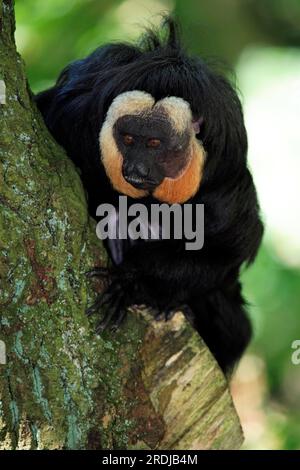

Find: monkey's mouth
124;175;158;191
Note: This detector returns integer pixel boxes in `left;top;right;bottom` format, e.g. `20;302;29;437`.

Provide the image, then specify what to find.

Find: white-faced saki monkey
36;18;264;373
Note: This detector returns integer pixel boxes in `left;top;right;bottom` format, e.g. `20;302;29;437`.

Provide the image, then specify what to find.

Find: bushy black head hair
37;17;247;190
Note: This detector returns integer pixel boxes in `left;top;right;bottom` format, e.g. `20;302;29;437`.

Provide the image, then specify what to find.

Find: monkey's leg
189;289;252;373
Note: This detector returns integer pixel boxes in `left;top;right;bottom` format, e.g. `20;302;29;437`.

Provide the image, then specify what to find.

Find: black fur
36;18;263;373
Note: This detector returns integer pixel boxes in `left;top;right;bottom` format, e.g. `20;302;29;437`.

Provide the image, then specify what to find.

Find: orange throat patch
153;140;205;204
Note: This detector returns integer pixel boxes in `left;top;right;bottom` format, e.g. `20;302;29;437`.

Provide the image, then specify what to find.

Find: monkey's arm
118;179;264;305
88;224;254;327
122;240;231;297
88;172;263;344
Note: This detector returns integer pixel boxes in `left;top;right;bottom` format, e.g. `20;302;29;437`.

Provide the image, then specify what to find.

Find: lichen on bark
0;0;243;450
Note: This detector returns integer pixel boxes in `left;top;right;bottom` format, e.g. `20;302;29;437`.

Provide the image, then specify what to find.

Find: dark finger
110;308;127;332
96;295;123;333
85;267;110;278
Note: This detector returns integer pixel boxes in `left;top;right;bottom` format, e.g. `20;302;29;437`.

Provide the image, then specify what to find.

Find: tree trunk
0;0;243;450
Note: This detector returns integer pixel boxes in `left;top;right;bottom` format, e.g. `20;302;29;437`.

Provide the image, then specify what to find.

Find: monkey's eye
123;134;134;146
147;138;161;148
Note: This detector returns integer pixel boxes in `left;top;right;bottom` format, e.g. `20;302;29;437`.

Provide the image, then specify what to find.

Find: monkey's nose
122;162;156;189
122;162;149;180
134;162;150;178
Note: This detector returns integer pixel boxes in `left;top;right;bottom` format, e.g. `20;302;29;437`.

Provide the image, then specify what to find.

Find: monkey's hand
86;266;139;333
85;265;192;332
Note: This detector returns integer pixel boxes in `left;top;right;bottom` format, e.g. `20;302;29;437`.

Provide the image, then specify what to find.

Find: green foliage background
14;0;300;450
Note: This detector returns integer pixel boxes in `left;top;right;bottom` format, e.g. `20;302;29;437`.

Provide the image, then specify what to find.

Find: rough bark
0;0;243;450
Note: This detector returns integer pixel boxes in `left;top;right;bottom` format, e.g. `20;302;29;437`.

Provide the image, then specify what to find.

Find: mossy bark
0;0;243;450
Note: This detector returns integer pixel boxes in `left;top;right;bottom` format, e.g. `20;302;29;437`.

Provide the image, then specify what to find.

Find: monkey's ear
192;117;203;135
